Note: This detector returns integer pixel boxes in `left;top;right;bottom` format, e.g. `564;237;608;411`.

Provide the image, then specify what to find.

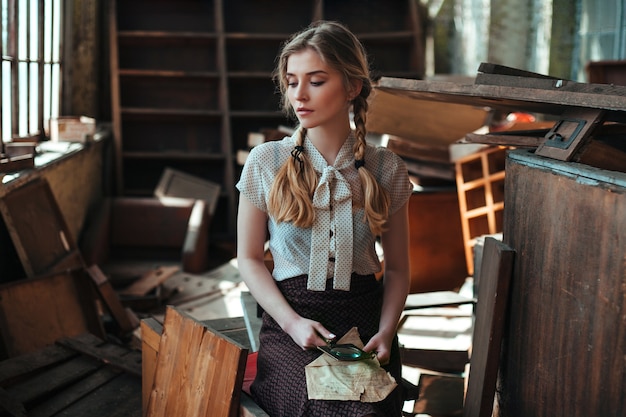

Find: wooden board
0;177;82;277
154;167;221;216
0;269;103;357
376;72;626;124
367;88;489;146
141;314;267;417
146;306;248;417
463;237;515;417
86;265;136;336
0;333;142;417
404;291;475;310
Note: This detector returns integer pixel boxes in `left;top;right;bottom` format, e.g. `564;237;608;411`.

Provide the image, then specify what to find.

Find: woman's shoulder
364;141;406;167
246;135;294;164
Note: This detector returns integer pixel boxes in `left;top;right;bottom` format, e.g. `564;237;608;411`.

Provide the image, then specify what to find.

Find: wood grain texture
463;237;514;417
146;306;248;417
0;270;100;357
499;150;626;417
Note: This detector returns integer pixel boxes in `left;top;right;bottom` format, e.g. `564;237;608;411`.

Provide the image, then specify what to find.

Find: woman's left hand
362;332;392;366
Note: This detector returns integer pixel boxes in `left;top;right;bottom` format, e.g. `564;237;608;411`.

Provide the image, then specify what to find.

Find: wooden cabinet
500;150;626;417
109;0;426;238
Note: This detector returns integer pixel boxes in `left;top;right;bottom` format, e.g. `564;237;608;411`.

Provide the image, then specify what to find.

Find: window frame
1;0;64;145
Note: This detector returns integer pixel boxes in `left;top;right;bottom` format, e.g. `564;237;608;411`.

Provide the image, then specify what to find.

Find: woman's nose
293;84;308;101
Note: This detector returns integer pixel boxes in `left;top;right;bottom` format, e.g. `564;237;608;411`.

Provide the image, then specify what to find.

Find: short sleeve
236;145;271;212
235;138;292;213
367;146;413;214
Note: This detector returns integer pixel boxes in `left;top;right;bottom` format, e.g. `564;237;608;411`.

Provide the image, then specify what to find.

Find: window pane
29;61;37;132
18;60;27;135
2;61;10;142
29;0;38;61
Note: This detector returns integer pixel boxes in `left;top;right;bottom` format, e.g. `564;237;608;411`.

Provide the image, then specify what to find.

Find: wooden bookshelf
110;0;426;238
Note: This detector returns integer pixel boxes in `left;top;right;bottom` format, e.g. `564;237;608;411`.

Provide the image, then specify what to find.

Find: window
1;0;63;144
576;0;626;80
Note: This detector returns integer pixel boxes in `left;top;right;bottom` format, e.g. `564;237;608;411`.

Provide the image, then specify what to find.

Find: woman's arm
363;200;410;364
236;195;334;349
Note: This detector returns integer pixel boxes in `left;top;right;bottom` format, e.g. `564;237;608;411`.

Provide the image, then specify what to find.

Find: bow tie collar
305;135;356;291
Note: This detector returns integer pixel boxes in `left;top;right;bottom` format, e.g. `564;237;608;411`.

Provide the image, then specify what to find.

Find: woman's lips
296;108;313;116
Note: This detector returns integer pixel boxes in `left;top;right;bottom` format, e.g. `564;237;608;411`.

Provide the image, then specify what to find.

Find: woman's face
285;48;352;131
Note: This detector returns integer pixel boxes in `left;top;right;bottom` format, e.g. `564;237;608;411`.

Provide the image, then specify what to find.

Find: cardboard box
50;116;96;143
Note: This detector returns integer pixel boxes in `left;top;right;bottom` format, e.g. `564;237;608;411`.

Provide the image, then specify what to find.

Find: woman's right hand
283;316;336;350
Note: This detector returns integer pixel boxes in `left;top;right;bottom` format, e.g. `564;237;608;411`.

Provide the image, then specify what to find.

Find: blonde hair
267;21;390;236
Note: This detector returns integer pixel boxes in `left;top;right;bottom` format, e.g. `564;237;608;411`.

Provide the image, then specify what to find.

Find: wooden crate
0;177;83;278
0;268;103;358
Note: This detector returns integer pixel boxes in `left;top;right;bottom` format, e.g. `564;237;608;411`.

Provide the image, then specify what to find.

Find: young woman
236;20;413;416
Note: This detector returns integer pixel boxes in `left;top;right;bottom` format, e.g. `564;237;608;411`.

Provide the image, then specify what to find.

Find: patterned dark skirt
250;274;404;417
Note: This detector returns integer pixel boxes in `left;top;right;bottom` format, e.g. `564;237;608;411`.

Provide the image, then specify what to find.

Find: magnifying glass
317;343;376;361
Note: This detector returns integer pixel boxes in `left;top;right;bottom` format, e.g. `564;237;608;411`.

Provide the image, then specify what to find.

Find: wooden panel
141;318;163;415
110;197;194;248
146;306;248;417
367;88;488;146
376;74;626;123
463;237;514;417
408;190;468;293
499;150;626;417
0;177;82;277
154;167;221;216
0;269;101;357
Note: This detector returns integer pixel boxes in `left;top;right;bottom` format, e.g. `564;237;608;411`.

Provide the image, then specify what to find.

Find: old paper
305;327;397;402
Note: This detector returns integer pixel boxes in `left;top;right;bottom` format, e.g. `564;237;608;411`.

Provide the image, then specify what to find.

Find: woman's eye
287;82;298;87
311;81;324;86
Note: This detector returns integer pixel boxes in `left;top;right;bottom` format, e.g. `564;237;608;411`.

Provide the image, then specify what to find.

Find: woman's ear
348;79;363;100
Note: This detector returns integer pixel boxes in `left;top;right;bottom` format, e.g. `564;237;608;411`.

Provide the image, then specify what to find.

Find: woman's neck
306;124;352;165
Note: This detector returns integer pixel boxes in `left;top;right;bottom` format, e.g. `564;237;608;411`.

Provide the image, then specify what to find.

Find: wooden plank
465;132;545;147
400;347;469;374
0;343;76;385
463;237;515;417
27;367;121;417
86;264;136;335
141;318;163;416
478;62;557;79
0;270;100;357
118;266;179;297
56;333;142;378
376;76;626;123
49;372;141;417
367;87;488;146
146;306;248;417
7;355;101;404
404;291;475;310
0;387;27;417
154;167;221;216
